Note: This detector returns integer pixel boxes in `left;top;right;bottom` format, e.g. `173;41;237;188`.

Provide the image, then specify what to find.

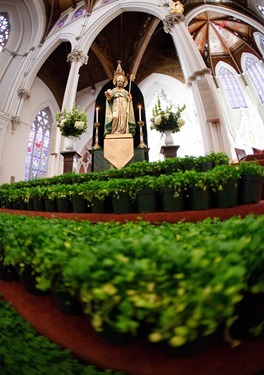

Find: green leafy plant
0;299;122;374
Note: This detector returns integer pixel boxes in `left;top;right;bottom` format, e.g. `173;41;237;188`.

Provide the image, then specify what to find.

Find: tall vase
164;131;174;146
65;136;76;151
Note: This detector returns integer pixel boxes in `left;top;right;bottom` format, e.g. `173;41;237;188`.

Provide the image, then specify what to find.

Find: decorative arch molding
60;0;166;54
0;0;46;56
23;33;77;90
241;52;261;72
253;31;264;56
215;61;239;77
139;73;186;108
185;4;264;34
0;0;46;113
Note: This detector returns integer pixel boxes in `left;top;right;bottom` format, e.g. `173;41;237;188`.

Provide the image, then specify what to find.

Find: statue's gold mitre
113;60;128;87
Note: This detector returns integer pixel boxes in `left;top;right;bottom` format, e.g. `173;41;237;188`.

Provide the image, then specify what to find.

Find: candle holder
93;122;101;149
137;121;147;148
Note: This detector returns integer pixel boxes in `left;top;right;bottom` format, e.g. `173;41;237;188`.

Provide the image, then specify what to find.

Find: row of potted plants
0;213;263;352
0;153;230;192
0;162;263;213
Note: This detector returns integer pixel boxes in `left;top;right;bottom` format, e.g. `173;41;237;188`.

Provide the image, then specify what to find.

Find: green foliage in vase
150;97;186;133
56;103;87;138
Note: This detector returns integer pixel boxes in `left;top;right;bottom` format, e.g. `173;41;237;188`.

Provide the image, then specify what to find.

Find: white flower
164;113;170;120
178;117;185;127
154;115;162;126
74;121;85;130
59;119;67;128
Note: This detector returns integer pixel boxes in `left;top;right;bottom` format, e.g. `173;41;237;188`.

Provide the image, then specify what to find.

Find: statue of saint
104;61;136;135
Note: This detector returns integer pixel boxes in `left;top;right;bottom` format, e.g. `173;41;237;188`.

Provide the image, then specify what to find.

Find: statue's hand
105;89;111;99
127;93;132;101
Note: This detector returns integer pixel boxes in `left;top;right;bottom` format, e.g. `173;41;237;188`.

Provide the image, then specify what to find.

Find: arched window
260;35;264;54
0;13;10;52
24;108;52;180
73;6;87;19
218;66;247;109
56;14;68;29
245;56;264;104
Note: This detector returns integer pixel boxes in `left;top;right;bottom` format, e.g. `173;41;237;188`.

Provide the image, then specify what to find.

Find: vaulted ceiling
38;1;263;106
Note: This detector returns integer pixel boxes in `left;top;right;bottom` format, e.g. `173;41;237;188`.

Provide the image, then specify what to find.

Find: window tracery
24;108;52;180
218;66;247;109
0;13;10;52
245;56;264;104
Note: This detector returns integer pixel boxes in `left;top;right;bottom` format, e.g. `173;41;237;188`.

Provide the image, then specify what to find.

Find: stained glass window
56;14;68;29
218;66;247;109
257;5;264;16
245;56;264;104
24;108;52;180
0;13;10;52
74;6;87;18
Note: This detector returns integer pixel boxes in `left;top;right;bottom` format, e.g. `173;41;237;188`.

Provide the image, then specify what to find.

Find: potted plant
183;170;212;210
155;172;186;212
195;154;214;172
133;175;160;213
237;162;264;204
209;152;230;167
107;178;136;214
209;165;241;208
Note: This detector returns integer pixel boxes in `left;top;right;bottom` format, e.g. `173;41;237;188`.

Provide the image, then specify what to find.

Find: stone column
63;49;88;109
58;49;88;172
163;14;230;154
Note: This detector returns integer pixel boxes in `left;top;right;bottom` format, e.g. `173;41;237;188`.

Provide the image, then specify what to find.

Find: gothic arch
253;32;264;56
0;0;46;112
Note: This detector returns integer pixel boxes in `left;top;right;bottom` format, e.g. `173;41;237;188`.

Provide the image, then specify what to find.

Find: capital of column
163;14;185;34
17;88;31;99
11;115;21;134
186;68;212;87
67;49;88;65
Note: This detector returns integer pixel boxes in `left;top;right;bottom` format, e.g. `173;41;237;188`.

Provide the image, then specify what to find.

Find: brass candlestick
137;121;147;148
93;122;101;149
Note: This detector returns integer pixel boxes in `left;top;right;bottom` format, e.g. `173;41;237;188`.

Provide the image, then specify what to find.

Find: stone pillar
58;48;88;169
163;14;230;154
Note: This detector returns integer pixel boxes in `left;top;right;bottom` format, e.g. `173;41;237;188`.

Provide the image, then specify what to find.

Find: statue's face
116;76;124;87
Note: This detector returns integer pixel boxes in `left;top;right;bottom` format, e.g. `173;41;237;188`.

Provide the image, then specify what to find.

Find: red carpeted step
0;280;264;375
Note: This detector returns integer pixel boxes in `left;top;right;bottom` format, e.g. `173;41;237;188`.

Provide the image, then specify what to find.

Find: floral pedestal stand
60;151;82;174
160;145;180;159
160;130;180;159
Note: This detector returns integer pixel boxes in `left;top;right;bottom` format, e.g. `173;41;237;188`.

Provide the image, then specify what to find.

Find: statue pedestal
104;134;134;169
90;148;149;172
60;151;82;174
160;145;180;159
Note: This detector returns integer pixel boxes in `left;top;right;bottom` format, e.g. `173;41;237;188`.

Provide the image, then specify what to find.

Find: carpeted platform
0;281;264;375
1;200;264;223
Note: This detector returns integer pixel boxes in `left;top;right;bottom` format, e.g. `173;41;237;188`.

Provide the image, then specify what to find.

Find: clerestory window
245;56;264;104
218;66;247;109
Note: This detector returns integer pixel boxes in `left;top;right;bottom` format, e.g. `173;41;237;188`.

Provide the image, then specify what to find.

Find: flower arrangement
56;103;87;138
150;97;186;133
